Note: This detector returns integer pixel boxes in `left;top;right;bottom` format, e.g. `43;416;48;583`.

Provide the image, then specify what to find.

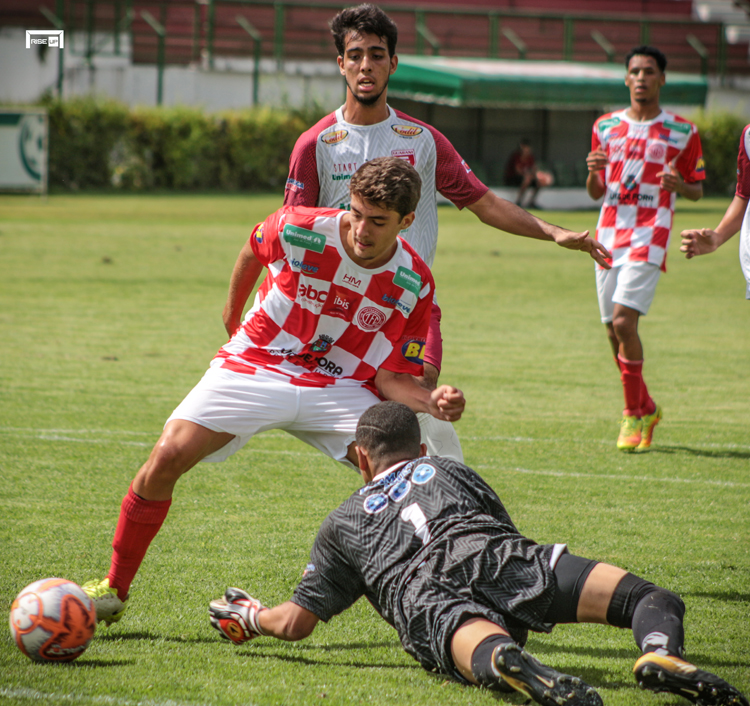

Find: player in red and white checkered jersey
285;4;611;463
587;46;704;452
82;157;466;625
680;123;750;299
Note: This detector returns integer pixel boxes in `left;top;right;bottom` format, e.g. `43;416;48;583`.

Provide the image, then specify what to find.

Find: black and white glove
208;587;268;644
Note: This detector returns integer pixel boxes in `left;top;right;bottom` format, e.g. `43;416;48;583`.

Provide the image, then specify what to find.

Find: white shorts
166;366;381;470
595;262;661;323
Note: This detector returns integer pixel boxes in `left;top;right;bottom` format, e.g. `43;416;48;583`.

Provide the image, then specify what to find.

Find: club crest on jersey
623;174;637;191
311;334;334;352
647;142;667;161
391;149;415;166
303;563;316;577
254;223;265;244
322;129;349;145
391;124;423;138
401;339;425;364
364;493;389;514
388;480;411;503
412;463;436;485
356;306;387;332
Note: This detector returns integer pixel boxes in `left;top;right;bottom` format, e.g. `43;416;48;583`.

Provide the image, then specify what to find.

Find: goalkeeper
210;401;747;706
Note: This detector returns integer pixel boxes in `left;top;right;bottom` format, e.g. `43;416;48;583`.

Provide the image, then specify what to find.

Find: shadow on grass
96;631;217;645
652;445;750;460
236;648;419;671
684;590;750;603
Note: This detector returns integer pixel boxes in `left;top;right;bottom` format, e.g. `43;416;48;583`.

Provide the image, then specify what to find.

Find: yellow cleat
636;404;662;452
617;415;642;451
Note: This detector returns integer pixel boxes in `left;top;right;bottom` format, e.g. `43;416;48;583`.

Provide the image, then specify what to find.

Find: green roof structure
389;56;708;109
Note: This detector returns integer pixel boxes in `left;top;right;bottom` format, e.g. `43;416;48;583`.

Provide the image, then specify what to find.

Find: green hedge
691;111;747;196
42;96;321;191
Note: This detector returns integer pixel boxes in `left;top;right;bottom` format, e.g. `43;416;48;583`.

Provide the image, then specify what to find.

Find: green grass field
1;193;748;706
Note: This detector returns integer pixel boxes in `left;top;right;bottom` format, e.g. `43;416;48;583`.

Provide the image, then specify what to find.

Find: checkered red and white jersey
592;109;705;271
214;205;434;394
283;105;488;267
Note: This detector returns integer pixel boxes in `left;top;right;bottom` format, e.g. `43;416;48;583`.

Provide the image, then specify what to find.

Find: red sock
106;486;171;598
640;376;656;417
618;355;645;417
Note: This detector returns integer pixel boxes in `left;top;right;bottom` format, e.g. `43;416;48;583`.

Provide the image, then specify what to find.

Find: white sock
417;413;464;463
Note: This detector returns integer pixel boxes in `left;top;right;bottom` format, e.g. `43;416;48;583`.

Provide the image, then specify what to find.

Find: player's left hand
209;587;268;644
428;385;465;422
657;162;682;193
553;229;612;269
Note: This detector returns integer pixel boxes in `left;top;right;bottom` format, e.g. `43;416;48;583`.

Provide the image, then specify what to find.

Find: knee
142;437;192;485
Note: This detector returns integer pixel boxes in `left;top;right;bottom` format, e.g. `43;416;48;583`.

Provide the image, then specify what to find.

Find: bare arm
585;148;607;201
466;190;611;268
680;195;749;258
374;369;465;422
657;166;703;202
222;239;265;337
257;601;320;642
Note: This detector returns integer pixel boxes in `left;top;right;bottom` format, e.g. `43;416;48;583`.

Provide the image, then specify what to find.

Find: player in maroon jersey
586;46;704;452
210;402;747;706
285;4;611;463
82;158;465;624
681;123;750;298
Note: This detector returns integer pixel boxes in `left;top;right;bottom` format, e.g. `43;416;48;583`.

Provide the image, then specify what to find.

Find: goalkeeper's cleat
81;578;128;625
209;587;267;644
492;642;603;706
636;404;662;452
617;415;642;451
634;653;748;706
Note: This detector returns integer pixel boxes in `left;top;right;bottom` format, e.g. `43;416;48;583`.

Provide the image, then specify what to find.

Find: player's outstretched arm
680;195;748;259
257;601;320;642
374;369;465;422
466;190;612;268
222;238;265;337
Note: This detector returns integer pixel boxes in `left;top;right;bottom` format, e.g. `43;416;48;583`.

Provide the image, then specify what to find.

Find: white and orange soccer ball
9;578;96;663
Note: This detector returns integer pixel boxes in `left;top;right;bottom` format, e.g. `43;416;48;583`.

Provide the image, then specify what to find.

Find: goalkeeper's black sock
471;634;516;690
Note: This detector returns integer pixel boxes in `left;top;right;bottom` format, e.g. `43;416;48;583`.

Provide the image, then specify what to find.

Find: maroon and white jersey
284;105;488;267
214;206;434;395
735;124;750;296
592;109;704;271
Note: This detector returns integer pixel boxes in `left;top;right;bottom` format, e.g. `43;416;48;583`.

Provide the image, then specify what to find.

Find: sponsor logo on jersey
285;177;304;193
393;266;422;296
332;173;352;181
663;120;691;135
388;480;411;502
289;257;319;274
343;273;362;289
363;493;389;514
311;334;334;352
303;563;316;577
333;162;358;173
321;129;349;145
299;283;328;305
254;222;265;244
381;293;412;314
328;294;352;320
401;339;425;364
315;356;343;376
283;224;326;253
391;124;423;138
461;159;472;174
695;156;705;173
647;142;667;161
391;149;415;165
598;117;621;132
289;349;343;376
356;306;387;331
412;463;436;484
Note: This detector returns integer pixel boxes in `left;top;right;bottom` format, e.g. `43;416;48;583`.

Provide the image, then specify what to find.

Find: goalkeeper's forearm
258;600;320;641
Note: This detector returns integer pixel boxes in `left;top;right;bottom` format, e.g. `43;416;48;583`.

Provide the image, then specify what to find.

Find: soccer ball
9;578;96;663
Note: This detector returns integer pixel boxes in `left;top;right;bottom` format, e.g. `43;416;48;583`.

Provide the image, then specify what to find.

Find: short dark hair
626;45;667;73
356;402;421;465
349;157;422;218
330;4;398;58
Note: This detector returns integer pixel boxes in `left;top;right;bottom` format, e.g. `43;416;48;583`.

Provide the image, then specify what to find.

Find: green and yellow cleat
636;404;662;452
82;578;128;625
617;415;642;451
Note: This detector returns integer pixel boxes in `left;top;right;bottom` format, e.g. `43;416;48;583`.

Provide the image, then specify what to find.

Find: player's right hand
586;149;608;173
680;228;720;259
430;385;465;422
209;587;268;644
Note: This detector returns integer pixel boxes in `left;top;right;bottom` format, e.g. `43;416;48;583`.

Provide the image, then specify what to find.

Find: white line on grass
476;464;750;488
0;687;231;706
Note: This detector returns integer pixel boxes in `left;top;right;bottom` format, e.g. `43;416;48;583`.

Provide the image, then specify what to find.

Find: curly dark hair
349;157;421;218
330;4;398;58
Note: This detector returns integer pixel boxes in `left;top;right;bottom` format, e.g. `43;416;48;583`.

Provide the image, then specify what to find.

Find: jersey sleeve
674;125;705;184
429;126;489;209
736;125;750;200
283;127;323;208
291;512;366;622
379;271;434;376
248;209;286;265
